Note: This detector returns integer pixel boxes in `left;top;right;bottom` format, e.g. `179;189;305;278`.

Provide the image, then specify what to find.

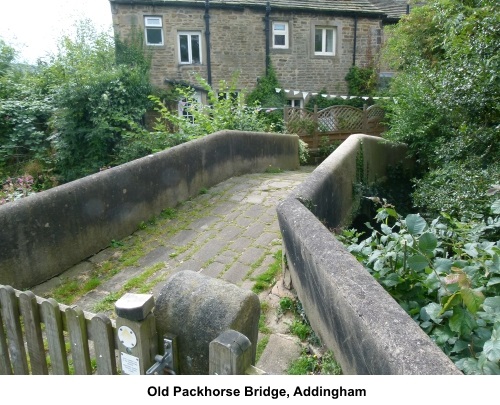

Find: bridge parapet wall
0;131;298;289
277;134;461;374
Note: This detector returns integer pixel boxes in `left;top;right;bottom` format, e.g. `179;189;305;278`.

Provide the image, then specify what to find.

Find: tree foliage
383;0;500;217
0;22;155;183
246;64;286;131
150;74;269;139
47;22;153;180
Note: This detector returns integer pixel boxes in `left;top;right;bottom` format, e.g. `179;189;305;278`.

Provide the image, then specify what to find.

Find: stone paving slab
32;166;316;375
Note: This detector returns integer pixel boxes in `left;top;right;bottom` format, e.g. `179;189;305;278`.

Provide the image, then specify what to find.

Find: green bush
246;64;286;131
345;65;378;96
48;24;152;181
149;74;269;139
413;161;500;219
339;196;500;374
382;0;499;218
0;23;155;184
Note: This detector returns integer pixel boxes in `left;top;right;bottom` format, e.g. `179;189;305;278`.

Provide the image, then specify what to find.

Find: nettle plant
338;192;500;374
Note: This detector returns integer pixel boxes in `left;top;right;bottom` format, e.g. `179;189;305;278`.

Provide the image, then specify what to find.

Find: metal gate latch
146;338;175;375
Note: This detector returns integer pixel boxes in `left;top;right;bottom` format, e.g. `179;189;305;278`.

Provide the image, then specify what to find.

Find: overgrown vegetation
251;250;282;294
0;22;287;203
0;23;158;184
149;73;269;139
279;297;342;375
333;0;500;375
339;195;500;374
246;64;286;131
288;350;342;375
382;0;499;218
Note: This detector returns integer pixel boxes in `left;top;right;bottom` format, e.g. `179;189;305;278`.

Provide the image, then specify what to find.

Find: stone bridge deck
32;166;315;374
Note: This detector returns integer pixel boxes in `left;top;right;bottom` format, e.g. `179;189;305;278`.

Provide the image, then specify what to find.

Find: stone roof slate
109;0;392;17
366;0;409;20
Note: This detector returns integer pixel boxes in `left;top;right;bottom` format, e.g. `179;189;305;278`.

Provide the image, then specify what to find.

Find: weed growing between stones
287;349;342;375
251;250;282;294
279;296;342;375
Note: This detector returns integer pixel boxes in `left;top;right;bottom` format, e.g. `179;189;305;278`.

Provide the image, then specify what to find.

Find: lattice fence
284;104;386;150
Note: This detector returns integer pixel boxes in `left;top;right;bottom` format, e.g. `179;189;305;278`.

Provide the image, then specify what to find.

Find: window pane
191;35;200;63
179;35;189;62
315;29;322;52
146;28;162;45
274;35;285;46
145;17;162;27
274;23;286;31
326;29;334;53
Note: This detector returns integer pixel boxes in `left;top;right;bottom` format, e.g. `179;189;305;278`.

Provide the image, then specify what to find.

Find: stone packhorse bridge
0;130;460;374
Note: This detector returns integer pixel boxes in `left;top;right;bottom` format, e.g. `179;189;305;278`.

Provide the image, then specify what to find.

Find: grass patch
92;292;120;313
123;262;164;290
52;281;81;303
83;277;101;292
265;166;283;174
256;335;269;363
278;296;319;343
290;319;313;341
258;301;271;334
92;262;165;313
287;350;342;375
251;250;282;294
159;207;177;219
256;301;271;363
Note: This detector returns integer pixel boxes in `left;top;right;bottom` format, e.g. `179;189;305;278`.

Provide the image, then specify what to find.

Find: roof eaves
109;0;389;19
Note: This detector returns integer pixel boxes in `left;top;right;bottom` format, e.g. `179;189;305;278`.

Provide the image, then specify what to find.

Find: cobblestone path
33;166;315;374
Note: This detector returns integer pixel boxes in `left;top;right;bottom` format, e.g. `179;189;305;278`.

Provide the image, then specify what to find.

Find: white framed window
178;91;202;123
272;22;289;49
286;99;303;108
314;27;336;56
144;16;164;46
178;32;202;64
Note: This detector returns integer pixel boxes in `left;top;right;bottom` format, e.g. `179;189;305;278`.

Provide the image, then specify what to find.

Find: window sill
311;54;338;60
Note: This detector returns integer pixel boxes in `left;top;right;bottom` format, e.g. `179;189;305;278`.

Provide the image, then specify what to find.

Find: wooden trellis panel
284;104;386;150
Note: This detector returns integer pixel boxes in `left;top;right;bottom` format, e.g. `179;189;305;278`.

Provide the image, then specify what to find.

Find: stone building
109;0;407;107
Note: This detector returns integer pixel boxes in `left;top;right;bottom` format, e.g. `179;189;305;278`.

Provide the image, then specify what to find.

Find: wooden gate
0;284;263;375
0;284;117;375
284;104;386;150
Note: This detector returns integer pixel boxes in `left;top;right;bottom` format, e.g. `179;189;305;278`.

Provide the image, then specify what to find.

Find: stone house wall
110;3;383;97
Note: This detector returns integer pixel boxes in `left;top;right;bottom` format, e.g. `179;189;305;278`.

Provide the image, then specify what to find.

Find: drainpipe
352;15;358;66
264;1;271;75
204;0;212;86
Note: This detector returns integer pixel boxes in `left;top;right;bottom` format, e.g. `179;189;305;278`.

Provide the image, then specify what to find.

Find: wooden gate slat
90;314;117;375
0;285;29;374
18;291;49;375
41;298;69;375
65;306;92;375
0;308;12;375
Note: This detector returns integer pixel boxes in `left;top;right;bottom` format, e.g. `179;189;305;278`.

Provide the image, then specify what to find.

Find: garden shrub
149;74;269;139
382;0;499;219
339;194;500;374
